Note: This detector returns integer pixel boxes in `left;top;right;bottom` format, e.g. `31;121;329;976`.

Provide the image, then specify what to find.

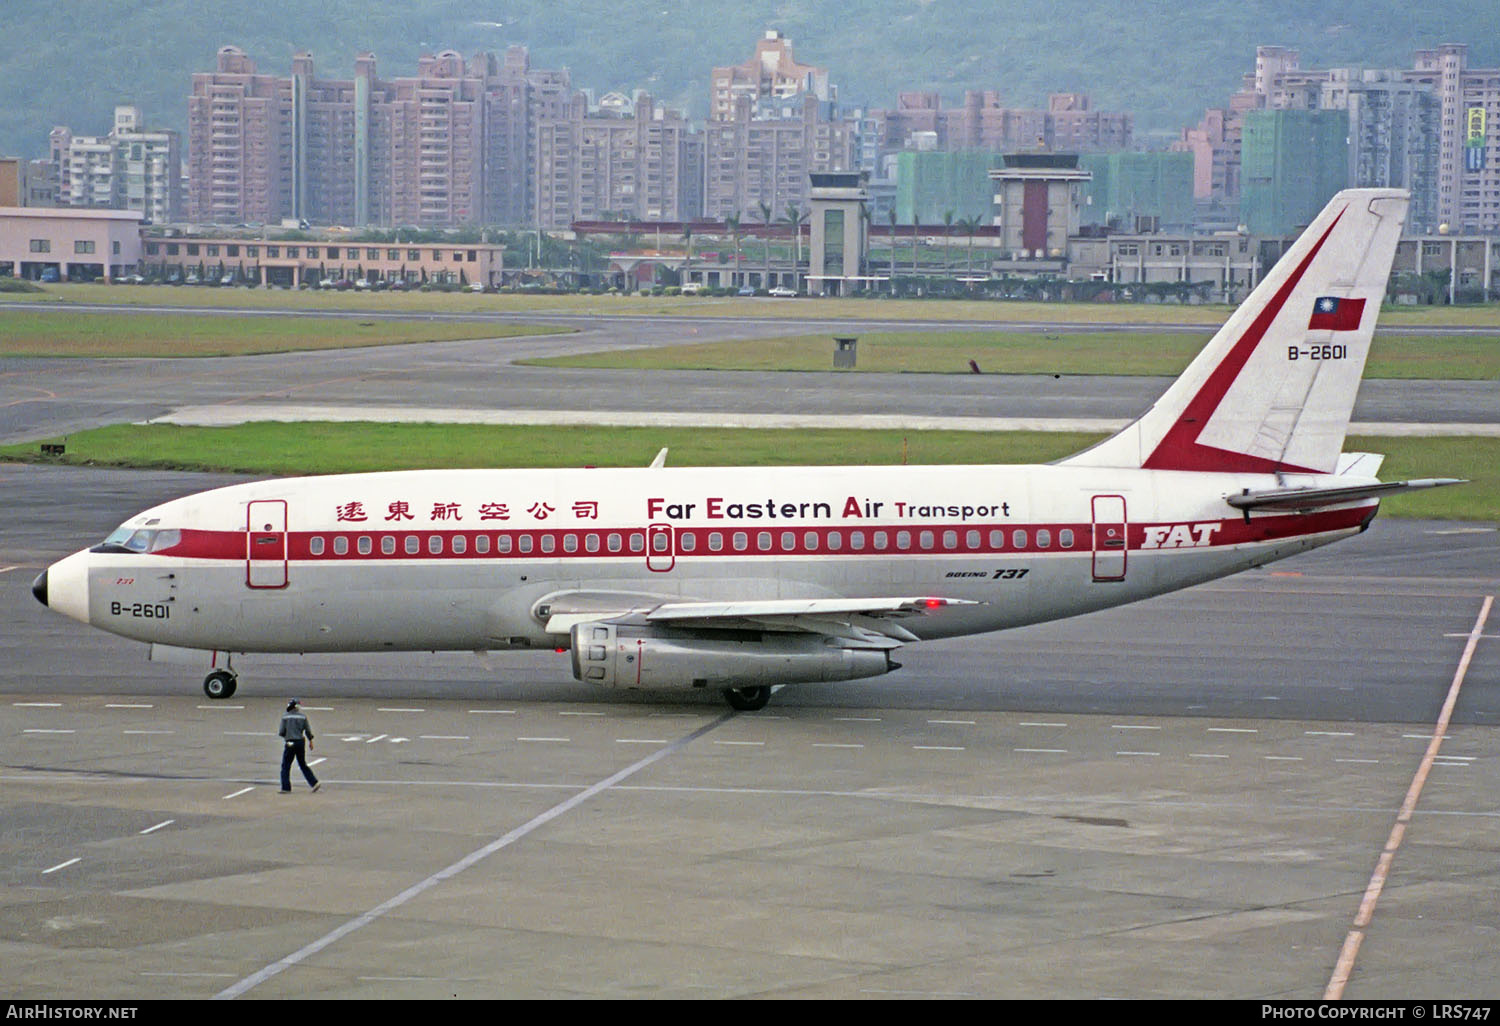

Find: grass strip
4;423;1492;520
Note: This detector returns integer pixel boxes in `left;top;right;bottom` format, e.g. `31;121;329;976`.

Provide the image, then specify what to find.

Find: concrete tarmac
1;305;1496;999
1;464;1497;1000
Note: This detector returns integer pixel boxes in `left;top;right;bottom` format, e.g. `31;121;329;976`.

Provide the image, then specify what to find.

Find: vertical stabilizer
1062;189;1408;473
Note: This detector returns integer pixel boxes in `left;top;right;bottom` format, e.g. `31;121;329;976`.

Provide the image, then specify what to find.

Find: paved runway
1;308;1497;999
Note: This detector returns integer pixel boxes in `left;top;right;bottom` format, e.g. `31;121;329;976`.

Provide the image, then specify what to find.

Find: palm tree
942;209;956;283
957;215;983;281
756;200;774;289
783;203;807;291
885;207;899;294
724;211;742;289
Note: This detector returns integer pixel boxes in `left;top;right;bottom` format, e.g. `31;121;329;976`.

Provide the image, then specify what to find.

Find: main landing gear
203;668;238;700
722;685;772;712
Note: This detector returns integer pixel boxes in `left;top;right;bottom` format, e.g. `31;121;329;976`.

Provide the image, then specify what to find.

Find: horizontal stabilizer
1226;477;1466;513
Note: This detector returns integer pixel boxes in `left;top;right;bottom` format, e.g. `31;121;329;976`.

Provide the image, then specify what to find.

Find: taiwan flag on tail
1308;295;1365;331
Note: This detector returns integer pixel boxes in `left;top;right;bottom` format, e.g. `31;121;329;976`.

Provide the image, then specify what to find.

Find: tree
957;215;983;281
886;206;899;294
942;209;956;285
782;204;807;291
725;211;742;288
757;200;775;289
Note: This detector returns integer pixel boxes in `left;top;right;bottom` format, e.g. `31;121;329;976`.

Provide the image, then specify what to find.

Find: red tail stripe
1142;206;1347;473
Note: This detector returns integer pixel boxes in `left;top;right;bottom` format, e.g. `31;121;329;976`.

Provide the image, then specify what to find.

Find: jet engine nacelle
569;622;896;691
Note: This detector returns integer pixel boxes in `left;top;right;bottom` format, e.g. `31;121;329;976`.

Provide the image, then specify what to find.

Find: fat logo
1140;523;1222;550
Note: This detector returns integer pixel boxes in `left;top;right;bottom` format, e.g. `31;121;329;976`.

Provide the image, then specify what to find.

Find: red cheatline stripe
140;507;1372;563
1143;207;1347;473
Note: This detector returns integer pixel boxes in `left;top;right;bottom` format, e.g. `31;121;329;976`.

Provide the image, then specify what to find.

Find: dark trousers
280;739;318;790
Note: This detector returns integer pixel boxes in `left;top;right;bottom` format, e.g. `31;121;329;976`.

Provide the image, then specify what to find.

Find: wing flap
540;592;977;639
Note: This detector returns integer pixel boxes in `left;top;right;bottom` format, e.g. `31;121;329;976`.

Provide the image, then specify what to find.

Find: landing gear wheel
203;669;238;700
723;685;772;712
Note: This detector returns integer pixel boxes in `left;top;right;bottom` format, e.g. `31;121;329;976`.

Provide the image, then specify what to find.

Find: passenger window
1013;530;1028;549
944;530;958;549
989;529;1004;549
585;533;600;553
357;536;373;555
919;530;934;550
428;535;442;555
563;534;577;553
518;535;533;554
310;537;325;556
607;533;622;553
497;535;512;554
709;532;723;552
629;533;644;553
827;531;841;551
804;531;818;551
540;534;555;554
651;532;668;553
452;535;467;555
873;531;888;550
678;532;695;553
850;531;865;551
966;530;980;549
732;531;748;552
381;536;396;555
334;536;348;555
475;535;490;555
780;531;795;551
1037;529;1051;549
405;535;419;555
1059;529;1075;548
757;532;772;551
896;531;912;550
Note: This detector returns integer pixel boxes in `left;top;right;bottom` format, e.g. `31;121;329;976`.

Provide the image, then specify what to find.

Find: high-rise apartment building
1407;44;1500;233
187;45;577;229
533;92;702;229
48;106;182;223
710;30;831;121
187;46;294;225
1180;46;1446;231
874;90;1130;157
703;33;856;221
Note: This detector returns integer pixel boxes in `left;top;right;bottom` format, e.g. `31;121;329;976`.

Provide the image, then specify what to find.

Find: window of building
29;239;50;253
73;240;95;254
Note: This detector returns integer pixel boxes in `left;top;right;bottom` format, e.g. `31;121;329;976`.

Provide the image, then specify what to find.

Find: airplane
31;188;1462;712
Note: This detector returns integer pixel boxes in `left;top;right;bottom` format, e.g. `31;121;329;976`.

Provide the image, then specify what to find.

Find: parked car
679;282;703;295
736;285;756;296
768;285;797;298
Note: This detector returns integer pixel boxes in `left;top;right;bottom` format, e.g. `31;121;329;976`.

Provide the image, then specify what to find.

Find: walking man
278;698;321;793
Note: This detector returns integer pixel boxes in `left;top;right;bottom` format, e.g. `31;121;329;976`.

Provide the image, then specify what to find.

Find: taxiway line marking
140;820;175;835
1325;593;1493;1001
215;711;734;1000
42;858;80;874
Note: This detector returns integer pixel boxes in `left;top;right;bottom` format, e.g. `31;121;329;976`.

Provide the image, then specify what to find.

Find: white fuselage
43;462;1376;655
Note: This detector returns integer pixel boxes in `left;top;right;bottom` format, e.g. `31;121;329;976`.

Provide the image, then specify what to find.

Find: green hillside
3;0;1495;157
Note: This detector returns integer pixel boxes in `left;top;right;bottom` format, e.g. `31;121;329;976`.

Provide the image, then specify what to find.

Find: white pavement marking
215;712;733;1000
139;820;175;835
15;702;62;707
222;787;254;800
1326;594;1494;1001
42;858;81;874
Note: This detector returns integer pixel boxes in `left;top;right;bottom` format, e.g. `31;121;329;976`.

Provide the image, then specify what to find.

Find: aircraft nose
32;570;47;607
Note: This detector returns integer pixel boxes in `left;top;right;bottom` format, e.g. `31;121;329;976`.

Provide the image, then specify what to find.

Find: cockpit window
91;526;181;555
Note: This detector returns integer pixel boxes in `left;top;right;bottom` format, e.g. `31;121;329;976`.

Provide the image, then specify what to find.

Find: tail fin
1062;188;1409;473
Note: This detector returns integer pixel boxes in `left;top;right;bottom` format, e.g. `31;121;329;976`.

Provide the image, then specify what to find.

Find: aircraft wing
541;593;977;646
1226;477;1465;513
